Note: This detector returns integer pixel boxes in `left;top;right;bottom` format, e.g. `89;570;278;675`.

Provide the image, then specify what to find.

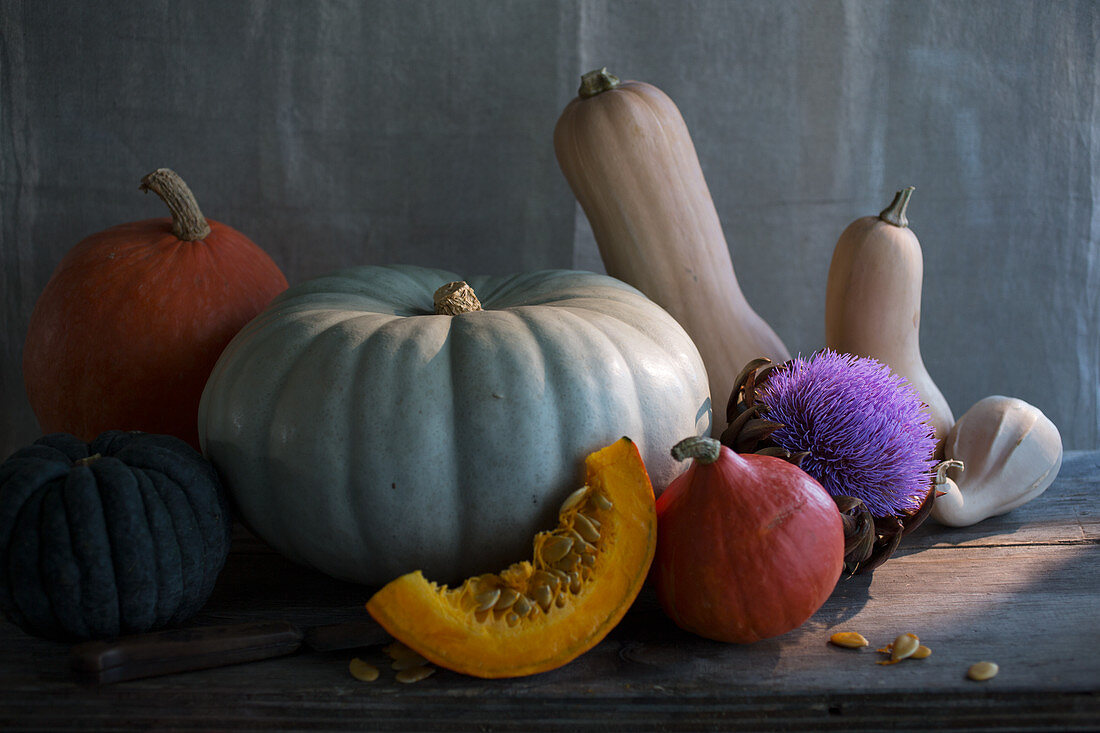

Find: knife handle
70;620;304;684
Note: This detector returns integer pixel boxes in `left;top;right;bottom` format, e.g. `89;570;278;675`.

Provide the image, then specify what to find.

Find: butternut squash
554;69;790;428
824;187;953;446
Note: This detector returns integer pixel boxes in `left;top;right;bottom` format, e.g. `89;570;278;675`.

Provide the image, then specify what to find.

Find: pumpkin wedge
365;437;656;678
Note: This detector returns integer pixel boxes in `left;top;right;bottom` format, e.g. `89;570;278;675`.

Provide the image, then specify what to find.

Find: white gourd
931;396;1062;527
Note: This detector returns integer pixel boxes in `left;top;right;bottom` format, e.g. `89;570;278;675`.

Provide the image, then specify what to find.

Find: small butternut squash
824;187;953;445
932;396;1062;527
554;69;790;426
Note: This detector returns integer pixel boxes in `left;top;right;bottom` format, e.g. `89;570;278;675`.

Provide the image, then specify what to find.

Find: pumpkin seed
582;513;600;528
566;529;597;554
349;657;379;682
829;631;869;649
554;552;581;572
555;594;566;608
474;587;501;612
474;609;491;624
542;536;574;563
877;633;920;665
912;645;932;659
506;612;520;627
532;583;553;611
392;653;430;671
384;641;421;662
493;587;520;611
513;596;532;617
591;492;612;511
891;633;920;661
968;661;998;681
396;665;436;684
559;486;589;515
568;572;582;594
531;570;559;592
573;514;601;543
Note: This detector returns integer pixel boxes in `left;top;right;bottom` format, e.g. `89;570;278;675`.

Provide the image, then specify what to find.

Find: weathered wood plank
0;452;1097;730
905;450;1100;548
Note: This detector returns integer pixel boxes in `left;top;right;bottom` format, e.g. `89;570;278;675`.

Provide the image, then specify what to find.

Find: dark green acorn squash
0;431;232;640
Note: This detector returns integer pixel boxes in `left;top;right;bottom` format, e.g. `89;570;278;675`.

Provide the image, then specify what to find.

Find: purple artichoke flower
756;350;937;517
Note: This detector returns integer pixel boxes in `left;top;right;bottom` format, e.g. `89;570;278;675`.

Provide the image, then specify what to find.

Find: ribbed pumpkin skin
23;217;288;449
198;265;710;586
0;431;232;641
653;446;843;643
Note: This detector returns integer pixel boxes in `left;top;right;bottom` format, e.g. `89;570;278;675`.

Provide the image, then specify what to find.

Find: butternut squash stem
671;436;721;465
139;168;212;241
879;186;915;228
434;281;483;315
578;68;621;98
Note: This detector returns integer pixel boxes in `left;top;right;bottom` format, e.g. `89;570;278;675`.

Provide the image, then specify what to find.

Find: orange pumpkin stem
671;435;722;465
879;186;915;228
139;168;212;241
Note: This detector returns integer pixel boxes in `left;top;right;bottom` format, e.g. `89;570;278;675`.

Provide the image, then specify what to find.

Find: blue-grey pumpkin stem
671;436;722;465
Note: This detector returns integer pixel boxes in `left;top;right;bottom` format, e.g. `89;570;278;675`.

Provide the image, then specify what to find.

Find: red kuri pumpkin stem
140;168;212;241
878;186;915;228
671;435;722;465
433;281;483;315
578;68;621;98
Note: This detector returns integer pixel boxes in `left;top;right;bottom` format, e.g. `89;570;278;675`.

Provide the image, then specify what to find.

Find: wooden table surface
1;451;1097;731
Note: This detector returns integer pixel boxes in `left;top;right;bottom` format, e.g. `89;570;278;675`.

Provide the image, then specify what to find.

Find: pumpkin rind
0;431;232;641
365;437;656;678
22;169;287;449
198;265;710;586
653;441;844;643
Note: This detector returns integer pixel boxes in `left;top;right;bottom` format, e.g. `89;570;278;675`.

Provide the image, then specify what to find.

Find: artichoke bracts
721;351;938;575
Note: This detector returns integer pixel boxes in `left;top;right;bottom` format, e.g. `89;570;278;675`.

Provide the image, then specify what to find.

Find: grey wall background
2;0;1097;457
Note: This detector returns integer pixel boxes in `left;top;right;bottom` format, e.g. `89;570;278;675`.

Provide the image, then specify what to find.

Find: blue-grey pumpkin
0;431;231;640
198;265;711;586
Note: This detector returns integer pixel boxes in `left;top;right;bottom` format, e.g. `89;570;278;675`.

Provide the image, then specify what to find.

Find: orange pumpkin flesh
365;437;656;678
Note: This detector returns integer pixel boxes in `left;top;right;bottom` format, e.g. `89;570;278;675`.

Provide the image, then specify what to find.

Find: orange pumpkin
23;169;287;448
652;436;844;643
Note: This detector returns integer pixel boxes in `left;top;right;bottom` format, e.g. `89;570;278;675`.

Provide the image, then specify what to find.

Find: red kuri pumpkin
652;436;844;643
23;168;288;449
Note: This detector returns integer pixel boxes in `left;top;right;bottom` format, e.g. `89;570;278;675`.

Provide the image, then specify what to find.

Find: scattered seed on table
396;665;436;684
968;661;999;681
911;644;932;659
348;657;380;682
877;633;920;665
829;631;869;649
